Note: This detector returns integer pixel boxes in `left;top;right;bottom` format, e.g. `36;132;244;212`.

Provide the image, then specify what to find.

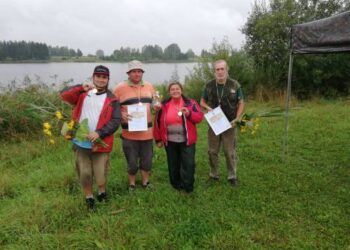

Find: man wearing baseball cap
60;65;121;211
114;60;157;191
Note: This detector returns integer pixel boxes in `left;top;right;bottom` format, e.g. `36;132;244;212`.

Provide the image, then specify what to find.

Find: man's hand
153;104;162;111
122;113;133;122
83;83;94;92
87;131;100;142
206;106;213;112
230;118;240;128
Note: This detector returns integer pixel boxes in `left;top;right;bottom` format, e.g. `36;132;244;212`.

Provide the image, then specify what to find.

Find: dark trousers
121;138;153;175
165;141;196;192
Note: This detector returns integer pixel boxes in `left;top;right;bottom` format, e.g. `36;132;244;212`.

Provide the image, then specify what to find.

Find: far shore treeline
0;41;200;62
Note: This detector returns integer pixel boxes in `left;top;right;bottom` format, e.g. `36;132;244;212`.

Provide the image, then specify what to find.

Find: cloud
0;0;253;55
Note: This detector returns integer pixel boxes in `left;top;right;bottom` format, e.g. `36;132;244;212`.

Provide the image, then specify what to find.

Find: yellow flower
55;111;63;120
49;139;55;144
43;122;51;130
67;120;75;129
251;130;256;135
43;129;52;136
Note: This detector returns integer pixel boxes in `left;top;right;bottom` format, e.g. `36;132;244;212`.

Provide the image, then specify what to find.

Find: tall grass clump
0;80;71;140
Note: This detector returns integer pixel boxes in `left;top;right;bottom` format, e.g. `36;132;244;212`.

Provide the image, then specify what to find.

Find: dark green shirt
202;84;243;101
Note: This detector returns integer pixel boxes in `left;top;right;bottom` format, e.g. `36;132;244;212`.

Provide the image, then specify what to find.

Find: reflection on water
0;62;197;90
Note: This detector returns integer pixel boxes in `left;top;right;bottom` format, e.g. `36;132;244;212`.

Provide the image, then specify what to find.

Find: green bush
0;83;70;140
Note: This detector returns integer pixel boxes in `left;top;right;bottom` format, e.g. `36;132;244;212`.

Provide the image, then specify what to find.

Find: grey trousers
207;127;237;179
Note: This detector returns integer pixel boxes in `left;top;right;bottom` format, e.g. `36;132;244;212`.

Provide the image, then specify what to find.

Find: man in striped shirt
113;60;157;191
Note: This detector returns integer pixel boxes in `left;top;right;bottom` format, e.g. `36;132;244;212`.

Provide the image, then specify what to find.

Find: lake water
0;62;197;90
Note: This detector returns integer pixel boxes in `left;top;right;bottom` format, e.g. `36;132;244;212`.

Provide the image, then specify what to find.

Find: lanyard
132;84;142;105
216;82;225;105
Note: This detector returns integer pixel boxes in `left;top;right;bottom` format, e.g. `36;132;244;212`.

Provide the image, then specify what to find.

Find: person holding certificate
113;60;158;191
200;59;244;187
154;82;204;193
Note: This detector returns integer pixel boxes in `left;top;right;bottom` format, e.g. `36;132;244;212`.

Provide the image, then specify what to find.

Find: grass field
0;100;349;249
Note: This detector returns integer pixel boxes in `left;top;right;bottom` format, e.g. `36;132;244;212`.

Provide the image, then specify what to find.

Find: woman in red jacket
154;82;204;193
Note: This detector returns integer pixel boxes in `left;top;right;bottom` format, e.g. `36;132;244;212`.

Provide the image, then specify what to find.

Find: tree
185;49;195;59
96;49;104;58
77;49;83;57
163;43;182;60
241;0;350;97
142;45;154;60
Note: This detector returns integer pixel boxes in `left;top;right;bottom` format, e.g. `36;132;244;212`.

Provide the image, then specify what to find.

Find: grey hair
213;59;229;71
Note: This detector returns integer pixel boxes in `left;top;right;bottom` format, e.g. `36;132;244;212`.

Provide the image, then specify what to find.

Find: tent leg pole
283;53;294;160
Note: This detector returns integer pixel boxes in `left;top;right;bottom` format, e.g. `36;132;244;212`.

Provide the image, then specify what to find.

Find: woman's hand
181;107;190;117
156;141;163;148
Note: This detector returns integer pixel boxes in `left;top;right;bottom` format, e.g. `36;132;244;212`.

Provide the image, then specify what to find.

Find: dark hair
167;81;183;92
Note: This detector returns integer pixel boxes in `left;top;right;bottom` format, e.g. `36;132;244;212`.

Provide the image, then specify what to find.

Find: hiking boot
228;178;238;187
97;192;107;202
85;197;95;211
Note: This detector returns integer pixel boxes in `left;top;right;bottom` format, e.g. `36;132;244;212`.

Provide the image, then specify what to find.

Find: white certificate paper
204;106;232;135
127;104;148;131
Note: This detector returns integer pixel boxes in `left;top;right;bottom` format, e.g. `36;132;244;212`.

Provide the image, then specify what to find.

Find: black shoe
85;197;95;211
208;176;219;181
97;192;107;202
228;178;238;187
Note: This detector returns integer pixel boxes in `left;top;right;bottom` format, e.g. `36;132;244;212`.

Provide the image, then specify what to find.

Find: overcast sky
0;0;255;56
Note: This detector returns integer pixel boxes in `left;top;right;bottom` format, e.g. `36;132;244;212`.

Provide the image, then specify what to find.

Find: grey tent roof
291;11;350;54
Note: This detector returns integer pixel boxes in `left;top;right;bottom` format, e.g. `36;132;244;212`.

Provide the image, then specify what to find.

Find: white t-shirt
80;90;107;131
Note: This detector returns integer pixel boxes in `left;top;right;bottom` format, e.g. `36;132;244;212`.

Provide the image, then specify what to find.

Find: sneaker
85;197;95;211
97;192;107;202
228;178;238;187
128;184;136;192
142;182;153;190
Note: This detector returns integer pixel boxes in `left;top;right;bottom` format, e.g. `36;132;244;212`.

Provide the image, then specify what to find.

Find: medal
138;102;143;106
92;89;97;94
178;111;183;116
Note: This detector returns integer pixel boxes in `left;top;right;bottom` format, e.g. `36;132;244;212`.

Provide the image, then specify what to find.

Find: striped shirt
113;80;155;140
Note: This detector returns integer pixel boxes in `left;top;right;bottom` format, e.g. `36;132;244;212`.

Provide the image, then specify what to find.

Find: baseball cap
93;65;110;77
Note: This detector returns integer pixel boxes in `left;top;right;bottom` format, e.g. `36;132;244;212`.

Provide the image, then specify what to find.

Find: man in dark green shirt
200;59;244;186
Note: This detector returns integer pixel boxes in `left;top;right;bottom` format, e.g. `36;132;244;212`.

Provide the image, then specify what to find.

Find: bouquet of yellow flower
234;108;285;135
43;111;107;148
62;118;108;148
236;113;260;135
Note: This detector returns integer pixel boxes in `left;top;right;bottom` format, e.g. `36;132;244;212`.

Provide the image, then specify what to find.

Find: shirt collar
127;79;144;86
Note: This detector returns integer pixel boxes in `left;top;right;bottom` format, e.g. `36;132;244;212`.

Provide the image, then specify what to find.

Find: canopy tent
284;11;350;156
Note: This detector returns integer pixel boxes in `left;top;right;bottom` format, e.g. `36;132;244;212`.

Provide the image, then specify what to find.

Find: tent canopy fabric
284;11;350;157
291;11;350;54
